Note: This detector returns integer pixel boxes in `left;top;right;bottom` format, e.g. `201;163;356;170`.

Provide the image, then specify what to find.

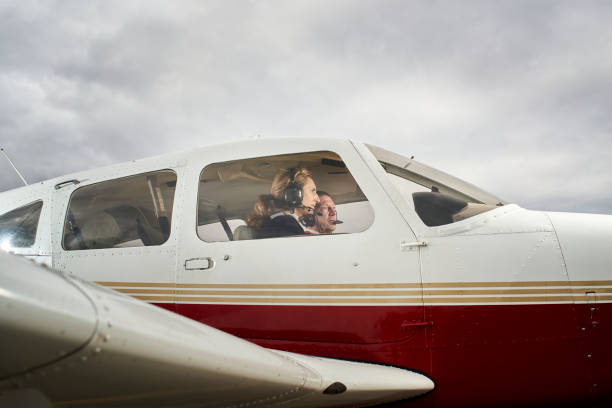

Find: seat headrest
80;213;121;248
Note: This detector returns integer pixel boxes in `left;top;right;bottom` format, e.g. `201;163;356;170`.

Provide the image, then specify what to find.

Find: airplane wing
0;252;433;408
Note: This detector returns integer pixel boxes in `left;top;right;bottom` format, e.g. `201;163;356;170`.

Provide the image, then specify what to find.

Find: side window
0;201;43;250
197;151;374;242
63;170;177;250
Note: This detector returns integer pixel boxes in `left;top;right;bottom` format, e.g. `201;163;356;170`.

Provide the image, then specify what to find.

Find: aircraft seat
104;205;167;246
79;213;122;249
233;225;256;240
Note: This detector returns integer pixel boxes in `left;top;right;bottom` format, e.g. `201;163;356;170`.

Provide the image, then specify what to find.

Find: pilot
246;168;320;239
307;191;338;234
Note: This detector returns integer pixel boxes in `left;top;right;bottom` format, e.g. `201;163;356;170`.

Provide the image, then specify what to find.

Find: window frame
61;169;178;251
0;199;44;250
195;150;376;243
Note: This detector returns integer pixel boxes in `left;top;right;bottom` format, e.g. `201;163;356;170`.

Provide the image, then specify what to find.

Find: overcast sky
1;0;611;213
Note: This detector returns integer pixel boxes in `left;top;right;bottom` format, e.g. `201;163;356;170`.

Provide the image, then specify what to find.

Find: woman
246;168;319;239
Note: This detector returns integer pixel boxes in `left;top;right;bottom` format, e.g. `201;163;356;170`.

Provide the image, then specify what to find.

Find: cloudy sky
1;0;611;213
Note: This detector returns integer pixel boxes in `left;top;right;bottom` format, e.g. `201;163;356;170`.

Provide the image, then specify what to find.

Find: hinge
400;241;428;251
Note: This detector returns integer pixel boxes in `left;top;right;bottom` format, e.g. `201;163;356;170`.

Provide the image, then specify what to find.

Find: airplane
0;138;610;407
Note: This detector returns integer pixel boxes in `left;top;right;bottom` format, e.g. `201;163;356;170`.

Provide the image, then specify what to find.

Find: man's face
315;195;337;233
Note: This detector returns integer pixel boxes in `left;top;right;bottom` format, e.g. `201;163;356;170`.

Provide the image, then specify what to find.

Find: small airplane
0;138;610;407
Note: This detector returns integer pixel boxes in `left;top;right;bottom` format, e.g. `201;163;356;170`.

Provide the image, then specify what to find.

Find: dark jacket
255;214;304;239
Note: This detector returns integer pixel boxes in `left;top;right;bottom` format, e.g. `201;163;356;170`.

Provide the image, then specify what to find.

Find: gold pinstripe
98;280;612;304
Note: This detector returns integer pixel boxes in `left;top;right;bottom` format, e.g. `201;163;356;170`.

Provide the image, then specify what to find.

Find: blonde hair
247;168;312;228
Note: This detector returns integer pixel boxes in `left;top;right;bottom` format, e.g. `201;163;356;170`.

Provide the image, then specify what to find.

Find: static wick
0;147;28;186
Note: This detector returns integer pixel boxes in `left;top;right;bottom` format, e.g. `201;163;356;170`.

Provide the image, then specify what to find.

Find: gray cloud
1;0;611;214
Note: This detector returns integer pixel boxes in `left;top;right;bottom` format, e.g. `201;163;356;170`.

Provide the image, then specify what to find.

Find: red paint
161;302;612;407
175;304;424;344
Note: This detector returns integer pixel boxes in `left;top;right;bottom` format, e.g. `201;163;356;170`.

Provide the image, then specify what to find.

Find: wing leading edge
0;252;433;408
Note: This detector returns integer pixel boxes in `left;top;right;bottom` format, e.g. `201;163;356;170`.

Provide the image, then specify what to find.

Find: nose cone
547;211;612;280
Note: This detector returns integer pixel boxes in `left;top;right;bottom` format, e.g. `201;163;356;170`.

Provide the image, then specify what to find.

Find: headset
282;168;303;208
281;168;317;227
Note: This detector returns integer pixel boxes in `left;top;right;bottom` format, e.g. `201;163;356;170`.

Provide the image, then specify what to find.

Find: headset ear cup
282;169;303;207
283;181;303;207
300;213;315;227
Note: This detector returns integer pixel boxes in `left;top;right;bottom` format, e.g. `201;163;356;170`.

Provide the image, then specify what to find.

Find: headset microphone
302;206;343;227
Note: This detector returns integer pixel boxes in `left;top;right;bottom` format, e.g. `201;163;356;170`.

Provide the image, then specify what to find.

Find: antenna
0;147;28;186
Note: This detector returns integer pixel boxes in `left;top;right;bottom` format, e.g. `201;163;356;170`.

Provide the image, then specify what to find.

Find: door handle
185;257;215;270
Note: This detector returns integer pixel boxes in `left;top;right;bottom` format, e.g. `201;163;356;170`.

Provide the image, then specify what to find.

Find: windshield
366;144;505;226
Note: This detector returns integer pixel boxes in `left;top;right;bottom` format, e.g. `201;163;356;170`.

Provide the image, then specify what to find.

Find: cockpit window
62;170;177;250
367;144;504;227
197;151;374;242
0;200;43;249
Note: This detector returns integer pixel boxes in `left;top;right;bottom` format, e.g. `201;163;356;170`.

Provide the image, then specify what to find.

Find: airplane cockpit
195;147;505;241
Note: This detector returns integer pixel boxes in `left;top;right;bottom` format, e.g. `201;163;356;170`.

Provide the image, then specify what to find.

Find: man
307;191;337;234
